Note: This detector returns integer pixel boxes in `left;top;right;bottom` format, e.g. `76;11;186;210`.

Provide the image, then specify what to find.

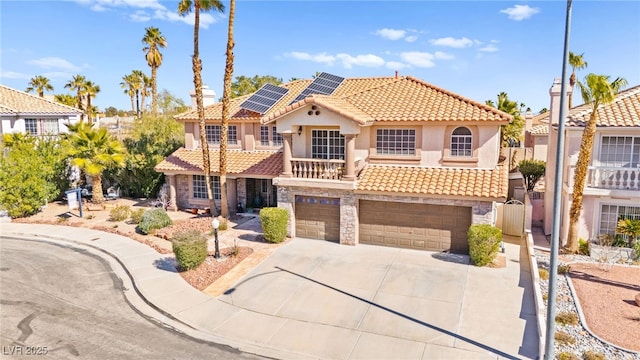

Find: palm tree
131;70;146;118
65;74;87;118
142;26;167;114
120;73;137;115
218;0;235;219
486;92;526;147
140;73;152;114
65;122;126;203
54;94;77;107
565;74;627;252
568;52;587;108
178;0;225;216
26;75;54;97
84;81;100;124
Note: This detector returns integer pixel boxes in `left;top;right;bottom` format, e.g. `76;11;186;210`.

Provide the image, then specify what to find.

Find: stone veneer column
168;175;178;211
340;194;358;245
343;134;356;181
277;187;294;237
282;133;293;177
472;203;493;225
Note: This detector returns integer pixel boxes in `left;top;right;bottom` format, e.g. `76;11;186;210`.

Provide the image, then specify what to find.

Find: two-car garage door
359;200;471;254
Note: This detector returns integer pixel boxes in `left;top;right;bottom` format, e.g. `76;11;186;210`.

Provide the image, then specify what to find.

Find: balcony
586;166;640;190
291;158;345;180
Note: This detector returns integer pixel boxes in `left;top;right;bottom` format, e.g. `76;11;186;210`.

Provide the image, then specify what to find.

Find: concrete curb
525;230;546;358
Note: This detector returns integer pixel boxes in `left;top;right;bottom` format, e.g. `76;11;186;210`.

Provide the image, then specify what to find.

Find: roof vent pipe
395;70;398;78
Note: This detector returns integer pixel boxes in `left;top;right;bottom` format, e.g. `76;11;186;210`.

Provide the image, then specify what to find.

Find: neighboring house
156;73;511;253
542;79;640;243
0;85;82;136
525;111;550;162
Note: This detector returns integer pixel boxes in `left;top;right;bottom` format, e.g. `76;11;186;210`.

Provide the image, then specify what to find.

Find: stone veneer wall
236;178;247;209
176;175;190;210
277;186;496;246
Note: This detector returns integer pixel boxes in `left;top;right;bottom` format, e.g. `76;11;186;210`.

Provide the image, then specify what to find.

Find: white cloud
28;57;81;72
400;52;436;68
429;37;473;48
479;44;499;52
405;35;418;43
75;0;165;11
375;28;406;40
385;61;409;70
500;5;540;21
129;10;151;22
434;51;454;60
0;71;31;79
336;54;385;69
285;52;336;66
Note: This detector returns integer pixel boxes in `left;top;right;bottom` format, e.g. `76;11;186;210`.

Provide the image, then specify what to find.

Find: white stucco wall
1;114;80;135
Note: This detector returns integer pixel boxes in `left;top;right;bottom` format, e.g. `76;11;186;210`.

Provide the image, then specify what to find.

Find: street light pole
212;217;220;259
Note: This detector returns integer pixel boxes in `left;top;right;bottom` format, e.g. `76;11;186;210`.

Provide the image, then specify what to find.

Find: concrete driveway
216;237;538;360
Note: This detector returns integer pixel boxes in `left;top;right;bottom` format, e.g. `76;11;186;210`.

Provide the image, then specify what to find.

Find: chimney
395;70;398;79
524;109;534;131
189;85;217;110
548;77;571;126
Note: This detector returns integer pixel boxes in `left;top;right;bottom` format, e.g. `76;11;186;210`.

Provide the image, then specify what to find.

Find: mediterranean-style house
156;73;511;253
542;79;640;243
0;85;82;136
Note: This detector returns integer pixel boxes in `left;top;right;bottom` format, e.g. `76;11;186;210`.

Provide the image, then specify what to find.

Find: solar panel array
289;72;345;105
239;83;289;114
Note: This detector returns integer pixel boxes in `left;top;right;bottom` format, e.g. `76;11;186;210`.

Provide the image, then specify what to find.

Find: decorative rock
492;253;506;268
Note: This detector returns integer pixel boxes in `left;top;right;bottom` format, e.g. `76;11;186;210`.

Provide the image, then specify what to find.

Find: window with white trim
193;175;221;200
272;126;283;146
376;129;416;155
205;125;237;145
599;204;640;236
260;126;269;146
312;130;344;160
451;127;472;157
599;136;640;168
25;118;59;135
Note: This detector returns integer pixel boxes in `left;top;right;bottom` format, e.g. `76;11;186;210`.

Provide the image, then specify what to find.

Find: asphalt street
0;237;264;360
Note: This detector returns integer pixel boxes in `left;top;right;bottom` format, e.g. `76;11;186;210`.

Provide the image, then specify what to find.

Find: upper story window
599;136;640;168
312;130;344;160
273;126;283;146
376;129;416;155
193;175;220;200
260;126;270;146
205;125;237;145
450;127;472;157
25;118;59;136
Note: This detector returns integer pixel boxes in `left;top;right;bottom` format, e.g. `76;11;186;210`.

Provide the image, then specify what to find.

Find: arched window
451;127;472;157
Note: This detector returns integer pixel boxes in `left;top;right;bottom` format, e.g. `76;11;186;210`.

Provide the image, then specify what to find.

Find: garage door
295;196;340;241
359;200;471;253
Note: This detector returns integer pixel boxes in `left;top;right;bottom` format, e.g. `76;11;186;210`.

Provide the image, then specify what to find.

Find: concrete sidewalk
1;223;538;359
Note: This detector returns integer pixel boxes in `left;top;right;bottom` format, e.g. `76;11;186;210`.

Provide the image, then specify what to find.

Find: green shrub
129;208;145;224
260;207;289;243
558;264;572;274
554;331;575;345
582;351;605;360
538;268;549;280
555;311;579;326
172;230;208;270
109;205;131;222
558;352;579;360
578;238;590;255
138;208;173;235
467;224;502;266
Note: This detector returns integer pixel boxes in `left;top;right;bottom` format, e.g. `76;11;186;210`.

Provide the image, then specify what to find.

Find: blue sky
1;1;639;114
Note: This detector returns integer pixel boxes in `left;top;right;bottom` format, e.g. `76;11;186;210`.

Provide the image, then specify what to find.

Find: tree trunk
569;72;576;108
130;94;135;115
87;96;92;124
192;4;218;217
135;90;141;119
219;0;235;219
566;110;599;252
152;66;158;114
92;175;104;203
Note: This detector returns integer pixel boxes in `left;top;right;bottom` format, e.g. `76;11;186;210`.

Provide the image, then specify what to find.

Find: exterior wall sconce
297;126;303;136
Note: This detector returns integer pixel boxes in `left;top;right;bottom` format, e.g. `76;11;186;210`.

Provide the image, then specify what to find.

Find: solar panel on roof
239;83;289;114
289;72;345;105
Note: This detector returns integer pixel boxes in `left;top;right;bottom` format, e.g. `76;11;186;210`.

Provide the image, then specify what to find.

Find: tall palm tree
84;81;100;124
65;122;126;203
219;0;235;219
178;0;225;216
568;52;587;108
140;73;152;114
131;70;146;118
54;94;76;107
486;92;525;147
142;26;167;114
565;74;627;252
26;75;54;97
65;74;87;117
120;73;137;115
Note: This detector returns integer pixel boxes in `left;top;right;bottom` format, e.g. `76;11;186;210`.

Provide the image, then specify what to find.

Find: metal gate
503;200;525;236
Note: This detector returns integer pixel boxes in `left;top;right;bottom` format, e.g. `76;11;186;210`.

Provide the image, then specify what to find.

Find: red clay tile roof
0;85;82;115
529;124;549;135
155;148;282;176
565;85;640;127
356;164;508;200
175;76;512;125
